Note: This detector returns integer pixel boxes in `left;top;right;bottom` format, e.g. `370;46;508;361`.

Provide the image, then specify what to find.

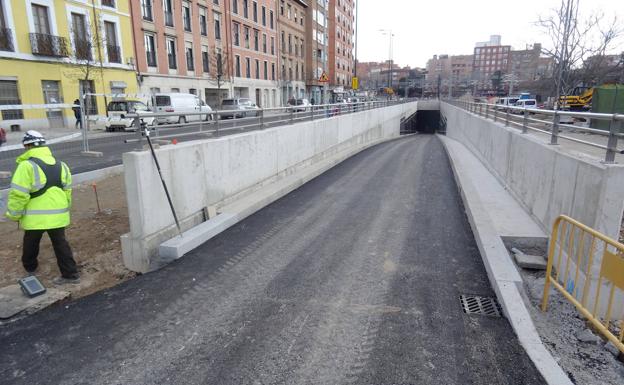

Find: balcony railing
146;51;157;67
107;44;121;63
164;11;174;27
30;33;69;57
74;38;92;61
0;27;14;52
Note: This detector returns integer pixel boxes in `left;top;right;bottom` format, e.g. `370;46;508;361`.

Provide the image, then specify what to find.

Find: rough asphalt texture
0;135;545;385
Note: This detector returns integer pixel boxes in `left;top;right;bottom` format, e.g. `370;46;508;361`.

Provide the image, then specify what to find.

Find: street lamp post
379;29;394;93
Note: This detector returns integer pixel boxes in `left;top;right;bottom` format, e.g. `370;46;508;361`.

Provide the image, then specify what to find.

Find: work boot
52;276;81;285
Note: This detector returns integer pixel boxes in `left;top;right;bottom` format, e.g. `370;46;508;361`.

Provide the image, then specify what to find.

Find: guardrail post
310;106;314;121
290;107;294;123
505;108;510;126
215;111;220;136
479;103;483;116
550;111;560;145
134;116;143;150
604;117;621;164
493;106;498;122
522;109;528;134
259;108;265;128
485;104;489;119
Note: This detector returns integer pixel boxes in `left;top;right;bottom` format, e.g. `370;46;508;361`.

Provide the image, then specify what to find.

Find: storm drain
459;295;503;318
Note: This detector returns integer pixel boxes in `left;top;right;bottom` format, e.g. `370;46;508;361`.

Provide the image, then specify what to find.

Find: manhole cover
459;295;503;317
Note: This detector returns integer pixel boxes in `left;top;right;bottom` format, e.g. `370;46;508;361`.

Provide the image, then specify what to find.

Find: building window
235;55;241;77
255;59;259;79
189;88;197;95
261;6;266;26
245;57;251;78
252;1;258;22
144;33;156;67
186;45;194;71
141;0;153;21
244;26;250;49
183;2;192;32
199;6;207;36
243;0;248;18
270;36;274;55
232;0;238;14
0;80;23;120
287;4;291;19
214;12;221;40
253;29;258;51
102;0;115;7
232;22;239;46
300;40;304;58
269;10;274;29
164;0;174;27
271;62;275;80
262;33;266;53
202;48;209;72
263;61;268;79
167;38;177;69
216;49;223;76
71;12;91;61
104;21;121;63
213;0;219;4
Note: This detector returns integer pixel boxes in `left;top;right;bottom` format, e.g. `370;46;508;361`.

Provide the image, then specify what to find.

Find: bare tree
537;0;623;100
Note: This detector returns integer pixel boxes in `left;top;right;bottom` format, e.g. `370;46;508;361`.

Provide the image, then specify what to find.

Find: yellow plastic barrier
542;215;624;354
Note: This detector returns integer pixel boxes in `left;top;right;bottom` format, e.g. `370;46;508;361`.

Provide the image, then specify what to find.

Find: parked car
105;100;155;132
513;99;539;114
496;97;519;112
219;98;260;119
153;93;213;124
289;98;311;112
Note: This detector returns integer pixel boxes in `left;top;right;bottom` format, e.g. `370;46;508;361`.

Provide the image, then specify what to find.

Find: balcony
74;38;92;61
0;27;14;51
30;33;69;57
107;44;121;63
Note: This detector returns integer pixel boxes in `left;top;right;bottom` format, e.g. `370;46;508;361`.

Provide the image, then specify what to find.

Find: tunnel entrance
400;110;441;135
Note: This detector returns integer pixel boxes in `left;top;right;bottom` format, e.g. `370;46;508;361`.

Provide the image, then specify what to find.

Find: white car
513;99;538;114
153;93;213;124
289;98;311;112
105;100;155;132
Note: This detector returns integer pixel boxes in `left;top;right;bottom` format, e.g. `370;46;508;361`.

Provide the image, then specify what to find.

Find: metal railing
29;33;69;57
542;215;624;354
125;99;415;147
446;99;624;164
106;44;121;63
0;27;14;52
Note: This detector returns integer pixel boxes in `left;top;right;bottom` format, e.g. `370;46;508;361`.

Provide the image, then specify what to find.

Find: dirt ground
0;174;135;299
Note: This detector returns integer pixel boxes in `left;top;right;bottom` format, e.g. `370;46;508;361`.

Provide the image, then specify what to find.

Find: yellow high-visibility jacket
5;146;72;230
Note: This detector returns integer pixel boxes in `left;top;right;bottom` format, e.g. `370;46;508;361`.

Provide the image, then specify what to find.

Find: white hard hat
22;130;46;146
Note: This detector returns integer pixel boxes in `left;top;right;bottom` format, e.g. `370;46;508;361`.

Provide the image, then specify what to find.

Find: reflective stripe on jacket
5;146;72;230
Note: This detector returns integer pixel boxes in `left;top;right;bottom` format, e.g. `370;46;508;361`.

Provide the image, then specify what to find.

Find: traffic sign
319;71;329;82
352;77;359;90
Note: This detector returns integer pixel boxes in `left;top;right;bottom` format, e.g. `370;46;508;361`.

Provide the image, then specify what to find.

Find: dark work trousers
22;228;79;278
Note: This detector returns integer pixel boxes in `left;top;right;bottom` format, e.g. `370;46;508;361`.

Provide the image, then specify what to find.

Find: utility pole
379;29;394;91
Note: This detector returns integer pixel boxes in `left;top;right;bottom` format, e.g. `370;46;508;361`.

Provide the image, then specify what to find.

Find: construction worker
5;130;80;285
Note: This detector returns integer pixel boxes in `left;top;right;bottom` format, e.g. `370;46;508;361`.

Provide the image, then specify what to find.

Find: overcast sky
357;0;624;68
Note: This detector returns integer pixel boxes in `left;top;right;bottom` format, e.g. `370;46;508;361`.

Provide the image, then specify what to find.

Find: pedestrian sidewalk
0;127;82;151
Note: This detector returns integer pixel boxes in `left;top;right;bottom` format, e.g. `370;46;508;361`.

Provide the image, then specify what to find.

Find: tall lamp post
379;29;394;93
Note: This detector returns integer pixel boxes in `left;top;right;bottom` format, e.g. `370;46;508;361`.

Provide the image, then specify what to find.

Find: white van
513;99;538;114
153;93;213;124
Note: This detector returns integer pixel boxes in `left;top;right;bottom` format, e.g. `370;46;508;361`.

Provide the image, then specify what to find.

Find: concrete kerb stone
438;134;574;385
159;133;418;262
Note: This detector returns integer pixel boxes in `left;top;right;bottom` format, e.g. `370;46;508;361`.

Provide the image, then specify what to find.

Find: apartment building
225;0;279;107
276;0;306;103
305;0;329;104
472;35;511;92
0;0;137;129
328;0;353;99
130;0;229;107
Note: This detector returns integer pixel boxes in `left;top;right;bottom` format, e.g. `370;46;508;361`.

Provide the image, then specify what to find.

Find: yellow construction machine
558;87;593;110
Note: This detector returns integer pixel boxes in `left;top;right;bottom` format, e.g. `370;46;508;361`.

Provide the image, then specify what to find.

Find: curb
438;134;573;385
158;134;417;263
0;132;82;152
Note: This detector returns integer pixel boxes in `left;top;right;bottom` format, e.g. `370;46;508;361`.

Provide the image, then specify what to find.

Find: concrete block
513;253;547;270
0;284;69;319
81;151;104;157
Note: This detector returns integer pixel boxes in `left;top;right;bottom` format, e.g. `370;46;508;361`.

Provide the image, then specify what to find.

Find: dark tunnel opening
400;110;442;135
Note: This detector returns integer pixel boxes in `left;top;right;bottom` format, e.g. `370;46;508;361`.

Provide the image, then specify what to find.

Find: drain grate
459;295;503;317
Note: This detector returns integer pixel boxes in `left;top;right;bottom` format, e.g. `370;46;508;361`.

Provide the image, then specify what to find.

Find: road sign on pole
352;77;359;90
319;71;329;82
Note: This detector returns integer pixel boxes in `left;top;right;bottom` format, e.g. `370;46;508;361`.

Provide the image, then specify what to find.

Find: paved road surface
0;135;545;385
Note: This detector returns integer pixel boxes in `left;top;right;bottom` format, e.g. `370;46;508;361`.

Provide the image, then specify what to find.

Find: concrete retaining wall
441;102;624;242
121;102;419;273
